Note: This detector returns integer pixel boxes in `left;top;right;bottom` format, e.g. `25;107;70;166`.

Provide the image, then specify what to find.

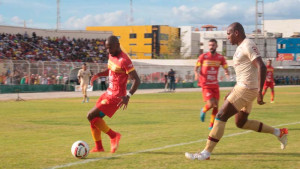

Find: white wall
198;31;227;54
264;19;300;37
180;26;200;58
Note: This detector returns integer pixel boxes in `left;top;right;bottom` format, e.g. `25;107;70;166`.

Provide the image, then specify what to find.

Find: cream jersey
233;38;261;89
77;69;91;85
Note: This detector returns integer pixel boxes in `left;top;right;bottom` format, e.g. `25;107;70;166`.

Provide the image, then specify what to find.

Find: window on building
130;53;137;57
116;36;120;39
129;43;137;46
144;43;152;45
160;34;169;40
130;33;137;39
278;44;286;49
144;33;152;38
144;53;152;56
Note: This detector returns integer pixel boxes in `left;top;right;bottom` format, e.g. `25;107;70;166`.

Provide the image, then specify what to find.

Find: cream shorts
227;85;257;113
81;83;88;95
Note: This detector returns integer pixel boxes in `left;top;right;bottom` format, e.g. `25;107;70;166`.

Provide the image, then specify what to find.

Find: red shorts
202;88;220;102
96;92;121;118
263;81;274;89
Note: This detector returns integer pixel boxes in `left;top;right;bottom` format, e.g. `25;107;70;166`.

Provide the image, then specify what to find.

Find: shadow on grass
214;152;300;158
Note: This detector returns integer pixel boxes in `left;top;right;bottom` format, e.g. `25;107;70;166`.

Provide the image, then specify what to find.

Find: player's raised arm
90;69;109;86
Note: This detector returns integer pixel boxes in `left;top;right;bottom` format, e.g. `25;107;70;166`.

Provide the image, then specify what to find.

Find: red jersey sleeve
220;55;228;69
122;54;135;74
196;54;204;67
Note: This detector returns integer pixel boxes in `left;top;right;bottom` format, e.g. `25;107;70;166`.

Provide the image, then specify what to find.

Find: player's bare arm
90;69;109;86
252;57;267;105
118;70;140;110
194;66;200;81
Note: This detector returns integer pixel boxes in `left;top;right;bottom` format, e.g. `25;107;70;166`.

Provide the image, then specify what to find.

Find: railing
0;59;235;85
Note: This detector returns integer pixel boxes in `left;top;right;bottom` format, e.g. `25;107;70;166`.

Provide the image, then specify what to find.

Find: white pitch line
46;121;300;169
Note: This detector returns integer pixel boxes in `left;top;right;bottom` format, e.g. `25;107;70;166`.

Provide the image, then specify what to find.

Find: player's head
267;59;272;66
227;22;246;45
208;39;218;54
106;35;121;57
82;63;87;70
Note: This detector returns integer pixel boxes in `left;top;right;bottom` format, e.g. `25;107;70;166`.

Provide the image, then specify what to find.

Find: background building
86;25;180;59
277;38;300;61
264;19;300;37
180;26;200;58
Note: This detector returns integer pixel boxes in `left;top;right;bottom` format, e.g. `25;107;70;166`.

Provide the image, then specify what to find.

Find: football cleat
110;132;121;153
90;147;105;153
185;152;210;160
86;97;89;103
277;128;288;150
200;108;206;122
270;101;275;103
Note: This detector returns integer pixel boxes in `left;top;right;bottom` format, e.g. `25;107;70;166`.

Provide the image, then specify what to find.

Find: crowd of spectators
274;75;300;85
0;32;108;63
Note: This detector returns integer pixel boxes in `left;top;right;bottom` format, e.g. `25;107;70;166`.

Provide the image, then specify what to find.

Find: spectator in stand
285;76;289;85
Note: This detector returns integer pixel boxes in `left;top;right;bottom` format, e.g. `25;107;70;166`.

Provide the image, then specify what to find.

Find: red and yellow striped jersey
266;65;274;82
107;51;135;97
196;52;227;88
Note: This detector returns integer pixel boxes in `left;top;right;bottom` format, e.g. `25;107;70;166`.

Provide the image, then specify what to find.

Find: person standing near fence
77;63;92;103
164;72;169;91
194;39;229;130
168;69;176;91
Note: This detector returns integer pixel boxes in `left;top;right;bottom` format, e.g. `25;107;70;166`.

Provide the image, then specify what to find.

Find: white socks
273;128;280;137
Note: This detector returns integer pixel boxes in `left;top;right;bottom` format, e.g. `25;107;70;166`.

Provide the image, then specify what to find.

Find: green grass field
1;87;300;169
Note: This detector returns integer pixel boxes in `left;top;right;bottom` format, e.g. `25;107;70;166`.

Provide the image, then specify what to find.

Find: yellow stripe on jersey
202;60;221;67
108;60;125;73
223;64;228;69
126;67;135;74
267;68;274;72
196;61;201;67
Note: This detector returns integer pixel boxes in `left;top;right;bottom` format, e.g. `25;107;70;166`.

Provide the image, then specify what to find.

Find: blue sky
0;0;300;32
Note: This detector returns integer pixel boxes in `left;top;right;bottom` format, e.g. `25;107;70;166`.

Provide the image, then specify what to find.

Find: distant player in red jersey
87;35;140;153
194;39;229;130
262;59;275;103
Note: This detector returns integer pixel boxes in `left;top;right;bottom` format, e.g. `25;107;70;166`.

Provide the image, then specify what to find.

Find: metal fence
0;59;235;85
0;60;107;85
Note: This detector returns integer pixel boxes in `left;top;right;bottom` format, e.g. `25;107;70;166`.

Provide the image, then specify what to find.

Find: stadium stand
0;32;108;63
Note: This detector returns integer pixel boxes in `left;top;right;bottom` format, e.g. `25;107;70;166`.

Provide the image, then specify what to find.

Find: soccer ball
71;140;89;159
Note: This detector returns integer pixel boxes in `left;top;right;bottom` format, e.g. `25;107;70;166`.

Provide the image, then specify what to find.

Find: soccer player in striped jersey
87;35;140;153
194;39;229;130
262;59;275;103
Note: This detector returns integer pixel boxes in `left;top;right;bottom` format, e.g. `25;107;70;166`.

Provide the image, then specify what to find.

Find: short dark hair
230;22;245;36
107;35;120;44
82;63;87;66
209;39;217;44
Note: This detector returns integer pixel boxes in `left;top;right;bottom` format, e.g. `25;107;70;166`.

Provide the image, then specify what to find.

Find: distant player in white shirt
77;63;92;103
185;22;288;161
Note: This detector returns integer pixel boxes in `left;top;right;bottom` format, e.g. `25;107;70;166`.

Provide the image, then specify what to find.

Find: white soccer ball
71;140;89;159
